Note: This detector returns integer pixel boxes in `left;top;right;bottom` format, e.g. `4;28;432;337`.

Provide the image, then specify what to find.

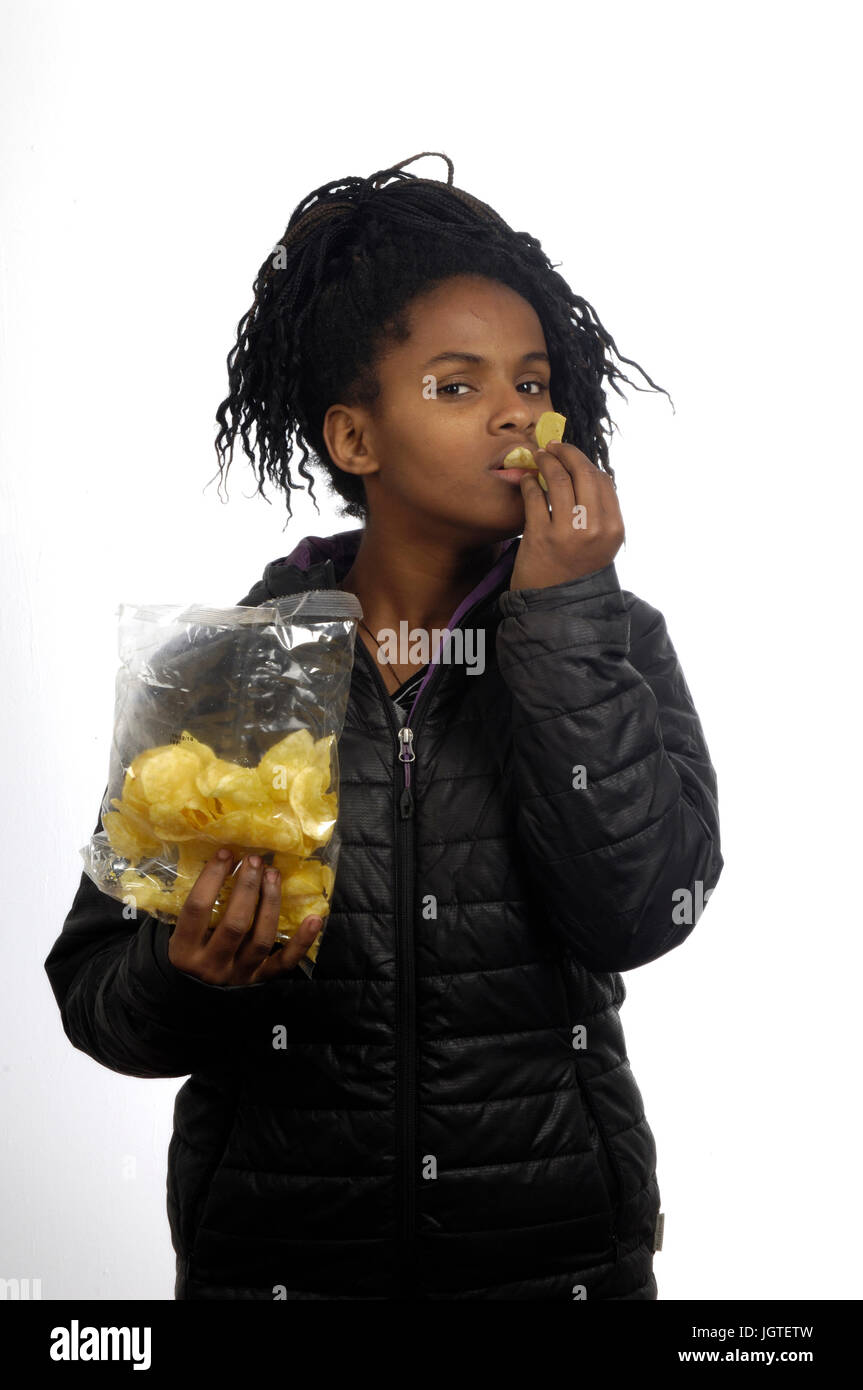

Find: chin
455;508;526;545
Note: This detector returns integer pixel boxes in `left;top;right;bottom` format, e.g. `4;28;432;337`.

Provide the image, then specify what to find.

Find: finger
204;854;267;969
533;446;575;514
174;850;237;949
542;441;616;529
518;467;552;525
254;914;324;982
230;865;284;984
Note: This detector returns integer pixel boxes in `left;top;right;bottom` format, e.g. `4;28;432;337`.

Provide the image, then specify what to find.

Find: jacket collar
240;527;522;731
241;527;521;621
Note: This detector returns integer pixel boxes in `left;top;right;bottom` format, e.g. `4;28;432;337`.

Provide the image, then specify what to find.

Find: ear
322;404;380;480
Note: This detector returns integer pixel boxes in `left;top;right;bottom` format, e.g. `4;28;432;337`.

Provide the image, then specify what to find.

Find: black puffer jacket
45;527;723;1300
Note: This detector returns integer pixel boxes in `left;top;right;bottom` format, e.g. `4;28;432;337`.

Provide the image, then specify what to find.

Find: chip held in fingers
502;411;567;493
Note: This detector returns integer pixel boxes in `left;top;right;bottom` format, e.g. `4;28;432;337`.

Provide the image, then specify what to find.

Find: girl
45;151;723;1300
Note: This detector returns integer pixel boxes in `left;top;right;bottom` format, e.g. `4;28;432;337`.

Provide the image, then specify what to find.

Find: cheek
420;455;480;507
399;447;460;499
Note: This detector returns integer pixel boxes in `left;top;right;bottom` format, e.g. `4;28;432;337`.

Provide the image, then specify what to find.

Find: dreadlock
212;151;673;527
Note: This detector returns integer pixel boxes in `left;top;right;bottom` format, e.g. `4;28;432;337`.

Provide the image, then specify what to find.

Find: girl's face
325;275;555;542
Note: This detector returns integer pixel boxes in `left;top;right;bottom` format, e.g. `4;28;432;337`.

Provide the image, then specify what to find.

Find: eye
437;380;550;397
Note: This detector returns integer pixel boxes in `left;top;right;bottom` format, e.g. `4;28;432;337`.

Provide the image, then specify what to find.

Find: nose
491;391;534;431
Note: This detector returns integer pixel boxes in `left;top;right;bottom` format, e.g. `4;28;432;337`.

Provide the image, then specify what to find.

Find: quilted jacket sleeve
495;560;723;972
45;802;288;1081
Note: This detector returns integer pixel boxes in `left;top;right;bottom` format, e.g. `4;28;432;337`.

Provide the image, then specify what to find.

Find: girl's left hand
508;440;626;592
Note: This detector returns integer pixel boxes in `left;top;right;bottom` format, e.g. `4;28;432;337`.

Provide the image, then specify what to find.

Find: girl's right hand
167;850;321;986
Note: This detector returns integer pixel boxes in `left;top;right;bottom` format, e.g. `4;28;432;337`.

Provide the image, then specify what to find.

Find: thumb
259;915;323;979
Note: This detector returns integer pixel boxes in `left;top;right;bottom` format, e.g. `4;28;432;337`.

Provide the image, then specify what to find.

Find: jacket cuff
497;560;622;616
133;913;270;1016
496;561;630;658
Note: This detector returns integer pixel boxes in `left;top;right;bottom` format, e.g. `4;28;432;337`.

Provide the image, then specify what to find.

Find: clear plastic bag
80;589;362;977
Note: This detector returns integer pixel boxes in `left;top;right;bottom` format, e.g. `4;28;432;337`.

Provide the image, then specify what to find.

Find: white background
1;0;860;1301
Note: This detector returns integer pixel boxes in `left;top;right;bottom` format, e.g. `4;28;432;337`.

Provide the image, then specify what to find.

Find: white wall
1;0;859;1300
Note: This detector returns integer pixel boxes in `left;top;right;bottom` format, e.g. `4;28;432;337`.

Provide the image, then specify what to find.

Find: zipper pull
397;727;415;818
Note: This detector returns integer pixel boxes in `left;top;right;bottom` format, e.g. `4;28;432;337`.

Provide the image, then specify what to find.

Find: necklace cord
359;617;418;688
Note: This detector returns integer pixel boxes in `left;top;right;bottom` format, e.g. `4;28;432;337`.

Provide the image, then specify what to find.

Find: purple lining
280;528;366;574
276;527;520;785
402;540;518;729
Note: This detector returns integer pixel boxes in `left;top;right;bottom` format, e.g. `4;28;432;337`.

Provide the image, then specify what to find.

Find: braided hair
212;151;672;526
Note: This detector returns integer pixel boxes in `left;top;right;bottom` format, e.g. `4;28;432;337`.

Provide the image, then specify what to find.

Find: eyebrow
422;351;551;369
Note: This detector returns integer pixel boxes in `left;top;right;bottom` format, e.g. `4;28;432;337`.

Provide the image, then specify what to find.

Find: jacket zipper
353;638;424;1293
353;594;495;1295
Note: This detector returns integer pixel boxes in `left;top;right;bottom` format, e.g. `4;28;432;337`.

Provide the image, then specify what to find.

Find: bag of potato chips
80;589;362;977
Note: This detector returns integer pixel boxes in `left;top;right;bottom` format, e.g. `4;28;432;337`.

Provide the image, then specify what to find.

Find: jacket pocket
572;1062;622;1223
183;1082;244;1263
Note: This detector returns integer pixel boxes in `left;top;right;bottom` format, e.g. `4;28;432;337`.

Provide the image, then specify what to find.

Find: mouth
488;443;537;469
489;443;542;485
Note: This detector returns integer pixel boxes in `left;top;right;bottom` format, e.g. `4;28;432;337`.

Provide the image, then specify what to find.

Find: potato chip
117;868;154;897
118;868;184;917
304;932;323;965
126;745;217;839
501;445;549;494
257;729;333;801
260;811;305;855
272;850;305;879
116;767;156;824
176;730;217;765
102;808;162;863
535;410;567;449
501;412;568;496
289;765;337;845
502;447;534;469
196;758;263;809
201;807;257;845
174;838;215;888
136;747;201;805
278;892;329;931
280;859;329;896
148;803;204;841
102;726;340;954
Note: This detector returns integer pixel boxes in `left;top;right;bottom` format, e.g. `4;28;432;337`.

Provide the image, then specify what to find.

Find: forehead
395;276;547;360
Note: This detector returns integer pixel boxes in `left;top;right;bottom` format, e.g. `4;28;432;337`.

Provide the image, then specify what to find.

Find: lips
488;443;539;470
489;441;549;491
